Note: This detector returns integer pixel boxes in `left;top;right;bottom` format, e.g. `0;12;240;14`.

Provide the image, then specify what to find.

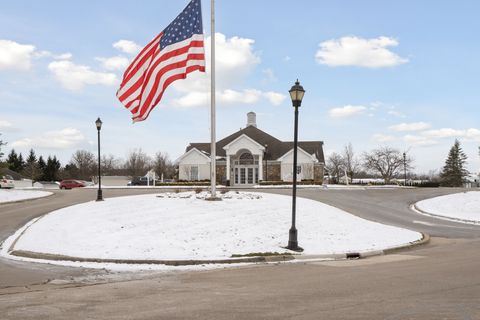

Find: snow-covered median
2;192;421;269
415;191;480;224
0;189;52;204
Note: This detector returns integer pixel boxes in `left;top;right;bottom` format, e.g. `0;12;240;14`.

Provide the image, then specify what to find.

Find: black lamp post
403;152;407;186
95;117;103;201
287;80;305;252
264;143;268;182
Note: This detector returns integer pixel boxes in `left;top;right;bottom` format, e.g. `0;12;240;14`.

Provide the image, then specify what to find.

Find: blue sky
0;0;479;173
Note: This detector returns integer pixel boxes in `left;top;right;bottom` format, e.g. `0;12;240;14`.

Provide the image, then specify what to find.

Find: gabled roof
186;125;325;162
176;147;211;163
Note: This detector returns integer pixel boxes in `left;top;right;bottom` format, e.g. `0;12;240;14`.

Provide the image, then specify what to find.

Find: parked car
59;180;87;190
0;175;15;189
127;176;159;186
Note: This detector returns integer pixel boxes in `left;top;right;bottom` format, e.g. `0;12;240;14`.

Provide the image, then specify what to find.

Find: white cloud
170;33;284;108
48;60;118;91
389;122;431;132
113;40;142;55
387;110;405;118
315;36;408;68
262;68;277;83
372;133;395;142
172;89;286;108
404;134;438;147
12;128;88;149
95;56;130;71
329;105;367;118
263;91;286;106
0;39;36;71
422;128;480;141
54;52;73;60
0;119;18;132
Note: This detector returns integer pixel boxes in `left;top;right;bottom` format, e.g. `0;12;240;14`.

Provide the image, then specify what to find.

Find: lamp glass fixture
95;117;103;130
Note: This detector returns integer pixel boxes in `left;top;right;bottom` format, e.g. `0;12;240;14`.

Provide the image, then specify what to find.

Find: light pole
403;152;407;186
287;80;305;252
95;117;103;201
264;144;268;182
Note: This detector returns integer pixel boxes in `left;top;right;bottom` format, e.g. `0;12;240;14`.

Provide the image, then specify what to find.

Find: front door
234;166;258;185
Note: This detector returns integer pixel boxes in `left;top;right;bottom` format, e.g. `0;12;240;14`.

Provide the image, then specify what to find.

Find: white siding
178;149;210;181
279;148;315;181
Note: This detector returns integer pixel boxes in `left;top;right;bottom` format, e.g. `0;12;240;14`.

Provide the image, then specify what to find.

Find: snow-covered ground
2;192;421;270
415;191;480;224
0;189;52;204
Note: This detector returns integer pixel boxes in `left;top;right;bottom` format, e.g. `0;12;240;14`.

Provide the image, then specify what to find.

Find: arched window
239;152;254;165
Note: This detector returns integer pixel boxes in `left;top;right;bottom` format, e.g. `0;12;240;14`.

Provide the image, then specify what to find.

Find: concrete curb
8;234;429;267
0;191;54;206
412;204;480;225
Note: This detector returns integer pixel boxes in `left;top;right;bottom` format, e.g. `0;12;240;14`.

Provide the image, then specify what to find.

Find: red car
59;180;86;190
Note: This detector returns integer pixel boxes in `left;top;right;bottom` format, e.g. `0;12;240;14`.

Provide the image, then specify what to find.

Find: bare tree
325;152;344;184
363;147;413;184
152;152;175;180
342;143;361;181
69;150;96;180
124;149;151;177
101;154;120;176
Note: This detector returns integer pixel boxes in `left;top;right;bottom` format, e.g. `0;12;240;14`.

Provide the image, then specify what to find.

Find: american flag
117;0;205;122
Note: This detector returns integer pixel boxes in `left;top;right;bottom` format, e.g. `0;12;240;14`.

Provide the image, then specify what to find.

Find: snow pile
157;191;262;200
0;189;52;203
416;191;480;224
7;192;421;263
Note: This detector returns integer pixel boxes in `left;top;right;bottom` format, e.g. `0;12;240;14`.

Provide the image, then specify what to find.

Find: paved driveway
0;187;479;319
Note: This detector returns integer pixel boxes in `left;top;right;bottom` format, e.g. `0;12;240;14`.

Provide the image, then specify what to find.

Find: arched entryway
232;149;259;185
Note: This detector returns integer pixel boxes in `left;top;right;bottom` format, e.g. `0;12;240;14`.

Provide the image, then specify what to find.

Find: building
177;112;325;186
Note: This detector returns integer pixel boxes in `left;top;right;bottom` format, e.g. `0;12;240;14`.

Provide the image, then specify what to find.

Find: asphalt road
0;187;479;319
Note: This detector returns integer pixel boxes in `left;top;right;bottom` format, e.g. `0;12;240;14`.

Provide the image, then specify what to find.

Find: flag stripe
116;0;205;122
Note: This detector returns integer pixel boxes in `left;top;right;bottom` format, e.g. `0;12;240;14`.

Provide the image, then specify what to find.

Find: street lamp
95;117;103;201
287;80;305;252
264;143;268;182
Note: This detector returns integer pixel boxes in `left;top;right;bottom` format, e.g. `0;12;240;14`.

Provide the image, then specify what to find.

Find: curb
412;204;480;225
9;250;295;266
7;234;429;267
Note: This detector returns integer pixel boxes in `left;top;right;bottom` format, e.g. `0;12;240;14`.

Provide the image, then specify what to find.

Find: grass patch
231;252;294;258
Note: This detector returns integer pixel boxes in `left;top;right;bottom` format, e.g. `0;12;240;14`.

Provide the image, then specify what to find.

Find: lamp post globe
95;117;103;201
287;80;304;252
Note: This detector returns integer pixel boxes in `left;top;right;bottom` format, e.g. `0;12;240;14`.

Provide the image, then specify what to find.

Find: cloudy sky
1;0;479;173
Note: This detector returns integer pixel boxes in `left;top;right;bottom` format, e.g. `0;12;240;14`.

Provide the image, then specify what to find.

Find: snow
415;191;480;224
0;189;52;203
4;192;421;269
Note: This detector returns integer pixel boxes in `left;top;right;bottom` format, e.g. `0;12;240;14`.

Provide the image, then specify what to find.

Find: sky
0;0;479;174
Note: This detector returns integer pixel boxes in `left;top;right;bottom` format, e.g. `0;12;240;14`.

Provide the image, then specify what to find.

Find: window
190;166;199;181
297;165;302;174
239;152;254;165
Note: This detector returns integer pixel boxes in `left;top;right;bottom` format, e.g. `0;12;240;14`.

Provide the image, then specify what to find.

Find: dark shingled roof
186;125;324;162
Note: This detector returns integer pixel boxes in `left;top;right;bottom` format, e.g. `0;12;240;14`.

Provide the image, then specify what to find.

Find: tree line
0;144;176;183
326;140;473;187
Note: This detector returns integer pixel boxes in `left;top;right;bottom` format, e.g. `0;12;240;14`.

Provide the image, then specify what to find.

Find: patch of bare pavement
0;188;479;319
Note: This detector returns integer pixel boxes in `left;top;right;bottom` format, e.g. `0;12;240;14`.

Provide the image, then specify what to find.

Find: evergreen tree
44;156;61;181
22;149;41;185
440;139;468;187
7;149;18;171
17;153;25;173
37;156;46;181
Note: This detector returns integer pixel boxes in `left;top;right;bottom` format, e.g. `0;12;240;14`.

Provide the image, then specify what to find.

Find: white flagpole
210;0;217;198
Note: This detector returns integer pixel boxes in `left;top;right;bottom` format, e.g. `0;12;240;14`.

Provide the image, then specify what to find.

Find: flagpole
210;0;217;198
